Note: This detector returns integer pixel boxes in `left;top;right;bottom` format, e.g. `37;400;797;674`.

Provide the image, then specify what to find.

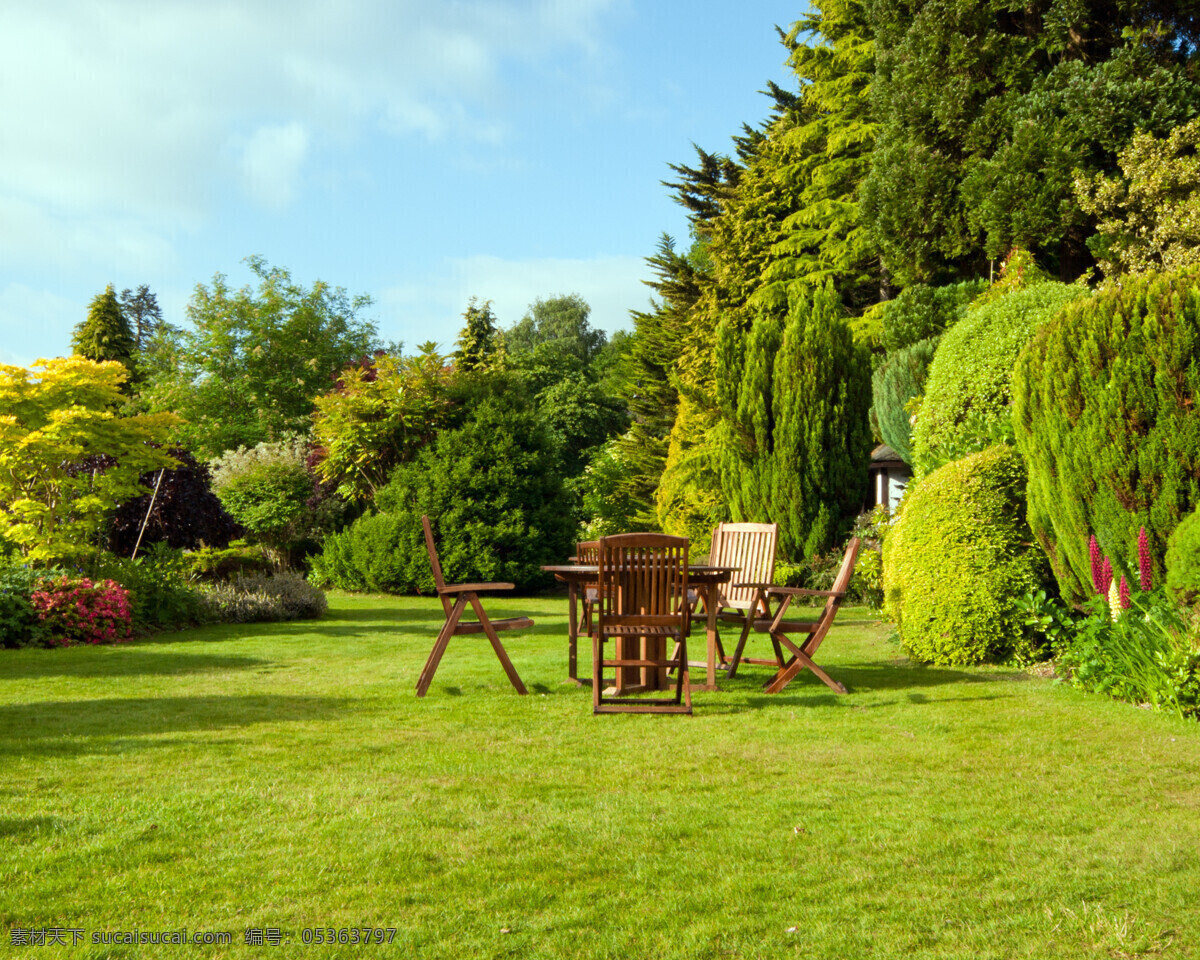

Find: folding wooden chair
415;515;533;697
593;533;692;715
703;521;781;678
752;538;861;695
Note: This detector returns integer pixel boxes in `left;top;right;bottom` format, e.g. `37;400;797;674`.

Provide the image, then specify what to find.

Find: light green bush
1166;509;1200;606
882;445;1048;664
880;279;986;352
912;282;1087;473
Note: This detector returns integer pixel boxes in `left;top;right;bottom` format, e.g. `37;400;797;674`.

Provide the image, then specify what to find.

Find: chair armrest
731;581;775;590
438;582;516;594
767;586;841;597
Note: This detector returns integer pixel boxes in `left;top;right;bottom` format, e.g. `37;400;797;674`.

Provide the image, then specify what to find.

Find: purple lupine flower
1089;535;1103;594
1099;557;1113;597
1119;575;1131;610
1137;527;1152;592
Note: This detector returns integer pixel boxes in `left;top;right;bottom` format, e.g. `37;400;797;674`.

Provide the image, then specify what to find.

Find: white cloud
380;252;650;350
0;0;619;268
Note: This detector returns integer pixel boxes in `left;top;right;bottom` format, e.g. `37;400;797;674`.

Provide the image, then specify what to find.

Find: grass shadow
0;652;270;681
0;694;352;758
0;816;65;840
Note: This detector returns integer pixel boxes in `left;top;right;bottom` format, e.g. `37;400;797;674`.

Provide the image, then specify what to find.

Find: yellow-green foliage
0;357;177;562
1013;265;1200;603
655;397;727;555
912;282;1086;472
1075;118;1200;279
883;445;1047;664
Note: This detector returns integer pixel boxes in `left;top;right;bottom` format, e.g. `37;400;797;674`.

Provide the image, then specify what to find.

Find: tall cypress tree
717;284;872;560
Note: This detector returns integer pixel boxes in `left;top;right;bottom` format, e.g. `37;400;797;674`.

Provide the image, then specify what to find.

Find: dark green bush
880;280;986;353
1014;265;1200;604
311;399;575;593
882;445;1049;664
1166;510;1200;606
872;336;938;465
913;281;1086;473
0;566;49;648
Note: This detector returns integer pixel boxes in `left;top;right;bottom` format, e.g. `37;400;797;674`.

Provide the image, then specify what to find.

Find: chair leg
467;594;528;695
592;633;604;712
763;632;846;695
725;618;754;679
678;633;692;712
417;597;466;697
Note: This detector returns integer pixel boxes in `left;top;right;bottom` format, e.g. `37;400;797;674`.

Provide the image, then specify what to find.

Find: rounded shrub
882;445;1048;664
871;336;938;465
912;282;1087;473
1013;265;1200;604
1166;509;1200;605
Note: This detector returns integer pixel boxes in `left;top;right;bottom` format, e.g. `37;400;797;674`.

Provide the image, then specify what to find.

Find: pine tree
72;284;136;376
119;284;163;352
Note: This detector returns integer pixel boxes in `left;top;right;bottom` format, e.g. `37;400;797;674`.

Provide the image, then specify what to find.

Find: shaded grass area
2;594;1199;958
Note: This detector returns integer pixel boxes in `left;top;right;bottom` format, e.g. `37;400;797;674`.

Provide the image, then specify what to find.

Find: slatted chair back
575;540;600;564
709;522;778;611
597;533;689;625
421;515;454;617
823;537;861;615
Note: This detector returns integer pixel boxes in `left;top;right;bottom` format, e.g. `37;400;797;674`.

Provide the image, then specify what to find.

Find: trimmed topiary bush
882;445;1048;664
1013;265;1200;604
872;336;938;466
912;281;1086;473
1166;509;1200;606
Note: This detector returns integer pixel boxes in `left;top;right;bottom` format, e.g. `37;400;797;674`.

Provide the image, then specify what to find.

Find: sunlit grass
1;594;1199;958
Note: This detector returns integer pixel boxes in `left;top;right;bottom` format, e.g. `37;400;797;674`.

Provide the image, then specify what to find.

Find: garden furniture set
416;514;860;712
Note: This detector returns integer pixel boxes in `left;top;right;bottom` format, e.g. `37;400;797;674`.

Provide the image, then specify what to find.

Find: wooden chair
575;540;601;638
704;521;781;678
752;538;861;695
415;515;533;698
593;533;692;715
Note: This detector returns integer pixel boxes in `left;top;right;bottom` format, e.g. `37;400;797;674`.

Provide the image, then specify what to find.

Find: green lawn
3;593;1199;958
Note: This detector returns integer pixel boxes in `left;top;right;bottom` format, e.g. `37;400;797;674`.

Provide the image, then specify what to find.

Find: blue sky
0;1;802;365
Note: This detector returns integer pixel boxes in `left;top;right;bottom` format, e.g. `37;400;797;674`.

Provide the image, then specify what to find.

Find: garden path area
3;595;1200;958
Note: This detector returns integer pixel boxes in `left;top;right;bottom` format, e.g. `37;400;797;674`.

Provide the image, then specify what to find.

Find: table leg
689;581;719;693
567;579;582;686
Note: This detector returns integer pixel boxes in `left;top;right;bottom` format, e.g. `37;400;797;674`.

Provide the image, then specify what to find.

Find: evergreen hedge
1166;509;1200;606
1014;266;1200;602
882;445;1048;664
912;282;1086;473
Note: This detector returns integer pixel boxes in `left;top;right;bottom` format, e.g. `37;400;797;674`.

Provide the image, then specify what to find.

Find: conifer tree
716;284;872;560
119;284;163;352
454;297;503;372
72;284;136;377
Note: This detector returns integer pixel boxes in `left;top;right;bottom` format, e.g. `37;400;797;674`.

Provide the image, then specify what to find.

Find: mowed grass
2;594;1200;959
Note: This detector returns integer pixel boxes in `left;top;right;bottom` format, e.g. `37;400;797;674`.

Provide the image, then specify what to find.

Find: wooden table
541;564;736;693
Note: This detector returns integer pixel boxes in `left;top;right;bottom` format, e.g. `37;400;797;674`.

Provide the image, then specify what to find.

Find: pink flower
1099;557;1113;598
1089;535;1103;594
1119;575;1131;610
1137;527;1152;592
